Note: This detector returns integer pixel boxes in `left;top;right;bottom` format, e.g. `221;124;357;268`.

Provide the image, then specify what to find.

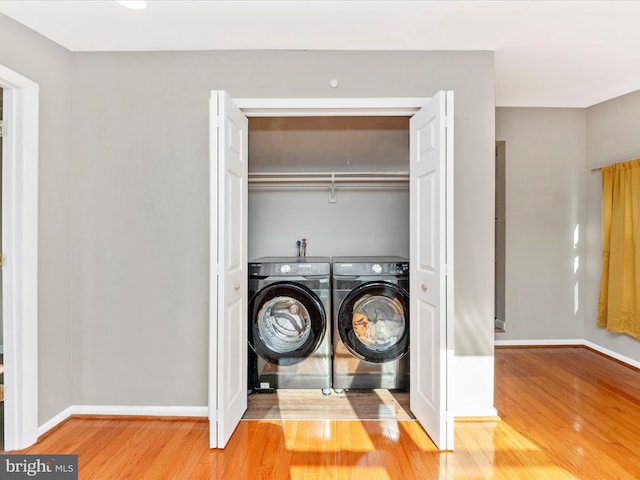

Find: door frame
0;63;40;451
234;97;430;117
210;95;453;449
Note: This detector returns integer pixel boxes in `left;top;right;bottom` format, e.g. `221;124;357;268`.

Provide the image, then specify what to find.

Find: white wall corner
452;355;498;418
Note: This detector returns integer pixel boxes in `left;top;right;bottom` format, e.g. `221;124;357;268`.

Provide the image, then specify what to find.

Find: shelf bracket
328;174;337;204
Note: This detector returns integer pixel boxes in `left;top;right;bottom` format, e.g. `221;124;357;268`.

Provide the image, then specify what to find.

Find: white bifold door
209;91;248;449
209;90;454;451
409;91;454;451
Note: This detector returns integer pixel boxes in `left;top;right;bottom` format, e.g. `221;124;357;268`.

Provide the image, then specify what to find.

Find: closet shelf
249;171;408;204
248;171;409;185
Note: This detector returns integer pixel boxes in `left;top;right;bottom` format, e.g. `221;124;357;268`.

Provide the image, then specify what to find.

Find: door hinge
0;253;5;270
445;115;452;129
0;120;7;137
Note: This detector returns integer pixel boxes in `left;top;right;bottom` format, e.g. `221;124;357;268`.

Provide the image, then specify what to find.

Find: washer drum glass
257;297;311;353
351;294;405;351
249;281;326;365
337;281;409;363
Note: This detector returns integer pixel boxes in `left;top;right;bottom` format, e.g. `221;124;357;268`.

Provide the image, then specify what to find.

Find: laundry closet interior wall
248;116;410;259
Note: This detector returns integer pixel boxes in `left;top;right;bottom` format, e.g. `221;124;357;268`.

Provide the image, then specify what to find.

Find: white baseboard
38;406;75;438
583;340;640;370
494;338;584;347
453;406;500;419
494;338;640;370
70;405;209;417
39;405;208;438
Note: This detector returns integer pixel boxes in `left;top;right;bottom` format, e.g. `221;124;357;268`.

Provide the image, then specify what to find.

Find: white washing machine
332;256;410;391
248;256;332;394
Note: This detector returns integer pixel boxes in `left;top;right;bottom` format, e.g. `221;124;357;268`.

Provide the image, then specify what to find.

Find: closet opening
211;91;454;450
245;115;412;421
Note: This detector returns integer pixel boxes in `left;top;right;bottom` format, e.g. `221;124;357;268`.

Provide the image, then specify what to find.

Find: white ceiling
1;0;640;107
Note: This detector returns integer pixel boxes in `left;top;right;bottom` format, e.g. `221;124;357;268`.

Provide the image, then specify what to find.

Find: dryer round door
249;281;327;366
337;281;409;363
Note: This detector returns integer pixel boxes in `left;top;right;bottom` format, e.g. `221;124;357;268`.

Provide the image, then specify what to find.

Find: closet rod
248;171;409;183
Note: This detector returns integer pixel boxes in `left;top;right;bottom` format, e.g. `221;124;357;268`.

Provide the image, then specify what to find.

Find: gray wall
248;188;410;259
495;108;586;343
71;50;496;413
496;101;640;366
584;91;640;362
1;8;496;421
0;14;73;424
70;53;212;406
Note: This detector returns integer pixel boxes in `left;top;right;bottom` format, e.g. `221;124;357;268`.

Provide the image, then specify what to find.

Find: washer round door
249;281;327;366
337;281;409;363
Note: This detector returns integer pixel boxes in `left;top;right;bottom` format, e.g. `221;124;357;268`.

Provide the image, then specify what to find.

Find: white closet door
409;91;454;451
209;90;248;449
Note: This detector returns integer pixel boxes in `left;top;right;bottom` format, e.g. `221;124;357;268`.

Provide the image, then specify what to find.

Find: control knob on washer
280;264;291;274
372;263;382;274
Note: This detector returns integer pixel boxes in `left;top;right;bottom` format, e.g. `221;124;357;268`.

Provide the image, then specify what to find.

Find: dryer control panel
332;256;409;276
249;256;331;277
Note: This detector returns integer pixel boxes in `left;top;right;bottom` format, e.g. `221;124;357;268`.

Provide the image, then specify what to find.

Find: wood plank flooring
243;388;414;420
14;346;640;479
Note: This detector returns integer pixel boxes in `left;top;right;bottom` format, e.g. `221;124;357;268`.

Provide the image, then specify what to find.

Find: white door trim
234;97;430;117
210;95;452;449
0;63;39;451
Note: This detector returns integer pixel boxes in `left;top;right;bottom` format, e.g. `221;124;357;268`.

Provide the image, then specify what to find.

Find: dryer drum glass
257;297;312;353
352;295;405;351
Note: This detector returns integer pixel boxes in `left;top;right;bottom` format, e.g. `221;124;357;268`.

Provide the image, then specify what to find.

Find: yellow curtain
597;158;640;340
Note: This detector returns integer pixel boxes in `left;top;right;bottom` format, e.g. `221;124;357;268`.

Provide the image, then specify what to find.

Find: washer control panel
280;264;292;274
248;257;331;277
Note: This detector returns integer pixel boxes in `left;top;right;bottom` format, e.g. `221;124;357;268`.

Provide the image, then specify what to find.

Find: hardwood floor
243;388;414;420
15;347;640;479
